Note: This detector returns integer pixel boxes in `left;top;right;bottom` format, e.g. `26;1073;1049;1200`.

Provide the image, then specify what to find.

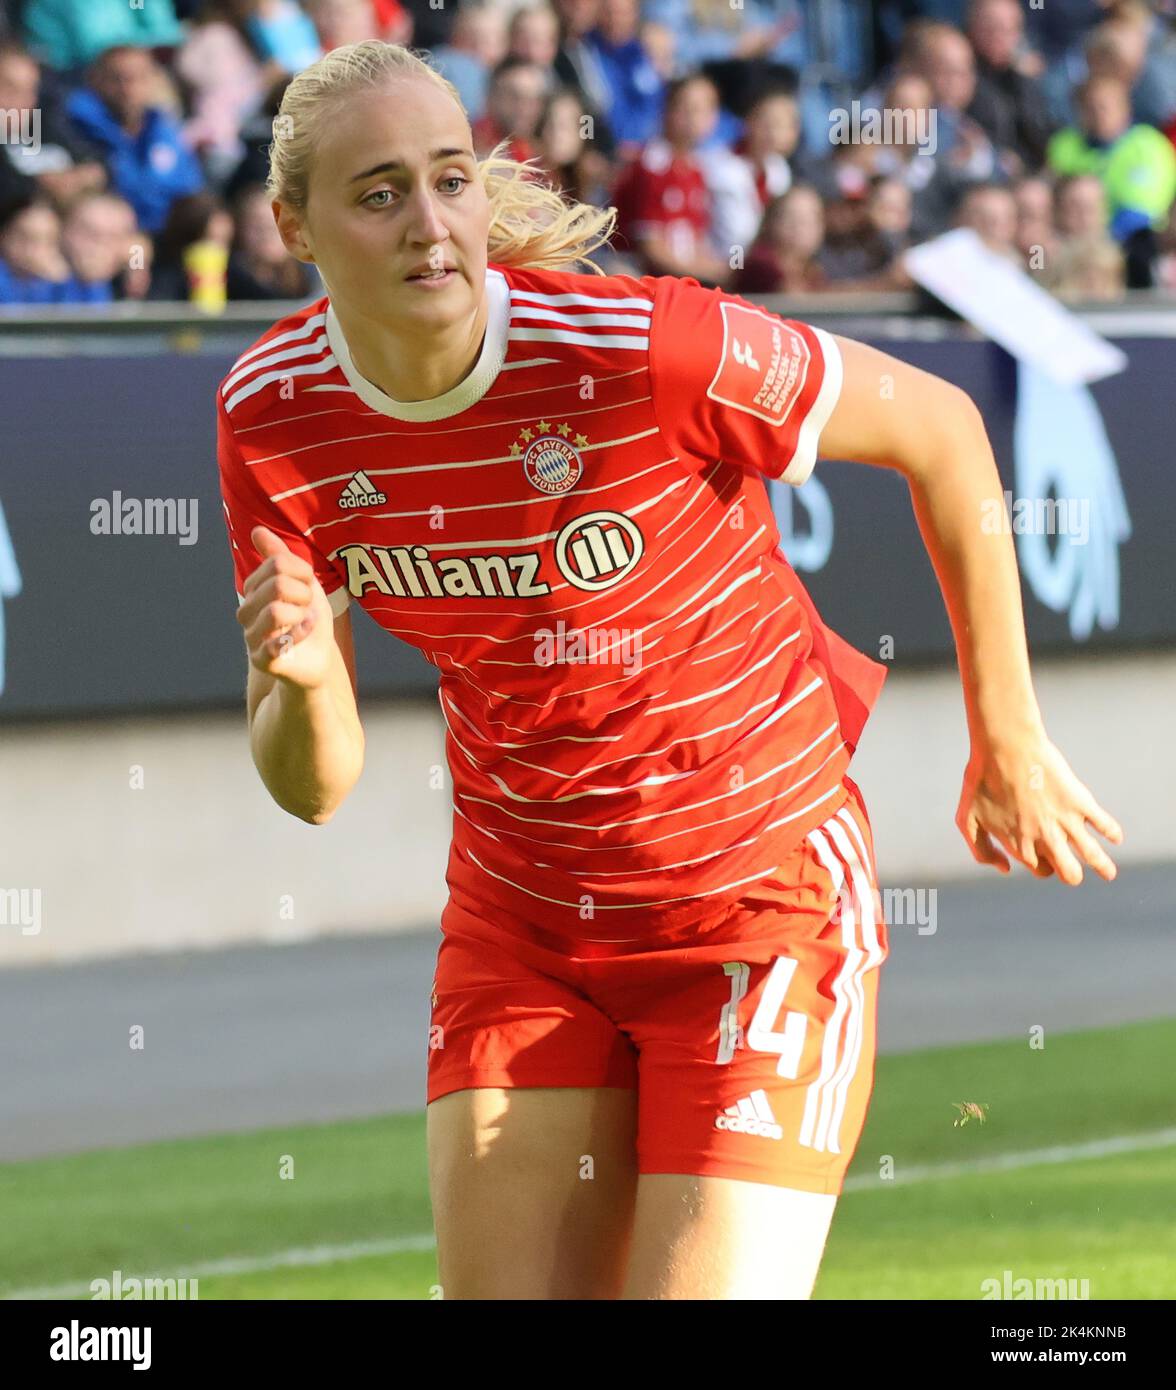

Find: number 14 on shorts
716;958;807;1076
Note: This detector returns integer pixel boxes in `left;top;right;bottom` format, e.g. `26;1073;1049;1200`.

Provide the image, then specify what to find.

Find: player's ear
273;199;316;264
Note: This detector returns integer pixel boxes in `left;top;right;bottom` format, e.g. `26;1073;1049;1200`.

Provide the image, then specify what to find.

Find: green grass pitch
3;1017;1173;1300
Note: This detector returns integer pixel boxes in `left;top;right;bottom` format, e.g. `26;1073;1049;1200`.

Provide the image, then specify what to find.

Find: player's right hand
238;525;336;689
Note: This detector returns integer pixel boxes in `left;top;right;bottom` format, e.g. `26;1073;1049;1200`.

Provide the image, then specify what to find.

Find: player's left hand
955;733;1124;885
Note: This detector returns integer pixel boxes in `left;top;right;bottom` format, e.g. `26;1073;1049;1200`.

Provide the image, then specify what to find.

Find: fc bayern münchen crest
517;423;585;495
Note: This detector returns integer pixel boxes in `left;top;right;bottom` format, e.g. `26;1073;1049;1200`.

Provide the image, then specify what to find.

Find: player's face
293;77;490;329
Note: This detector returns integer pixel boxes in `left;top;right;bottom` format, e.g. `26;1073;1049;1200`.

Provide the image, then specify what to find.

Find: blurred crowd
1;0;1175;308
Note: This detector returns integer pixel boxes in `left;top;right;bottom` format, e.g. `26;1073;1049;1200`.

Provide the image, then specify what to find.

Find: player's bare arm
821;334;1124;886
238;524;364;824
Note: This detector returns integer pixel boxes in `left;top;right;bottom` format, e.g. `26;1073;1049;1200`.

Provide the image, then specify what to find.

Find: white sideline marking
842;1125;1176;1191
2;1234;437;1302
6;1128;1176;1301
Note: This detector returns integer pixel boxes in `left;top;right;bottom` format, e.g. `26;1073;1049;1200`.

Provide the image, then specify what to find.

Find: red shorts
427;775;889;1194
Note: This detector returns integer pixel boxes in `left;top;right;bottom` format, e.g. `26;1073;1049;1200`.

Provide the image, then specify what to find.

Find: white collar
325;265;509;421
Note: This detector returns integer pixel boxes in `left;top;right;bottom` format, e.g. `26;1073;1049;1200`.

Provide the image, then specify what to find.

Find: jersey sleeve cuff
778;325;844;487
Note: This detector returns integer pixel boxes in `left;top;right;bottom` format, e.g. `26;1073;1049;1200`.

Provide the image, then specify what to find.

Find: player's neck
333;295;489;403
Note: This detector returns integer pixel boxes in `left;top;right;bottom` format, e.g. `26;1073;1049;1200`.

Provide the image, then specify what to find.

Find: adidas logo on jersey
715;1089;783;1140
338;470;387;509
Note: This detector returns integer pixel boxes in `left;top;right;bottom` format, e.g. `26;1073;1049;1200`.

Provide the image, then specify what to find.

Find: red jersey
612;139;713;262
216;263;886;941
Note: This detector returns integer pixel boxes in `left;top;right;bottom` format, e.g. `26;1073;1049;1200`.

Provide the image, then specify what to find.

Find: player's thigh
621;1173;837;1300
427;1084;639;1299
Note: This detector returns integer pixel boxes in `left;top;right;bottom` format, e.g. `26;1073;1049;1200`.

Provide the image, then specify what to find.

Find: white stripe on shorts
797;799;884;1155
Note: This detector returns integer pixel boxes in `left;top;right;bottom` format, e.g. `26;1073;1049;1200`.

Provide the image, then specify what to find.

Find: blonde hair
266;40;616;275
1043;234;1125;300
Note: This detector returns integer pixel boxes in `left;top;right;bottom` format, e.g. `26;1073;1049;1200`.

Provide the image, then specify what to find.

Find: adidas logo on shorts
338;470;388;509
714;1089;783;1140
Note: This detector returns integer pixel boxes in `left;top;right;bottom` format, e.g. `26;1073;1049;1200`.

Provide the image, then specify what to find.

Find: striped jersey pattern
216;262;887;941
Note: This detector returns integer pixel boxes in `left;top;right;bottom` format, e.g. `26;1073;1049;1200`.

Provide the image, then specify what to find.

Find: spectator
1023;0;1106;69
227;183;318;298
221;70;296;201
1045;232;1126;300
734;184;828;294
953;180;1021;263
733;89;802;210
1055;170;1108;238
676;78;763;257
639;0;806;153
0;40;106;218
905;20;1006;181
642;0;807;83
60;189;138;302
21;0;183;75
1012;173;1058;268
869;72;966;241
610;73;732;287
867;173;914;263
146;191;233;301
1047;73;1176;244
471;58;550;162
550;0;618;158
536;87;613;211
241;0;323;73
0;198;71;302
638;17;676;87
585;0;665;153
306;0;385;50
510;4;561;70
818;184;897;284
704;150;761;261
966;0;1054;170
809;134;880;204
1084;5;1176;133
1047;170;1123;299
431;2;508;124
175;2;270;186
66;45;206;235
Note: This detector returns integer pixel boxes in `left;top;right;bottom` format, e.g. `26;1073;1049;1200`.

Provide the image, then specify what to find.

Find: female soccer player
217;41;1123;1300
